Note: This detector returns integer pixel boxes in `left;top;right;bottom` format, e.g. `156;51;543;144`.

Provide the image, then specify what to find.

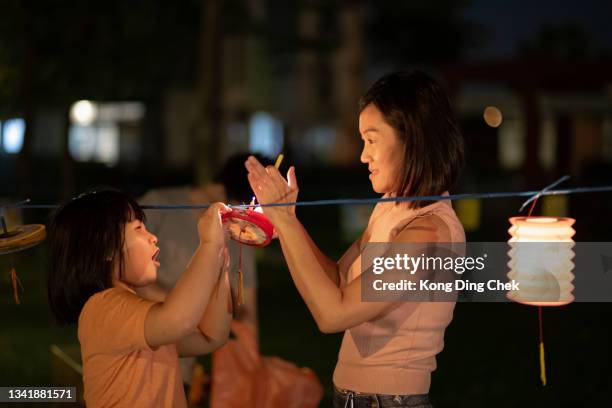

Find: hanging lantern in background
0;214;47;304
507;216;576;306
507;216;576;386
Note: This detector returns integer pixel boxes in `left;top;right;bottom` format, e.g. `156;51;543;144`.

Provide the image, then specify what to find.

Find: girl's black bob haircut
47;189;145;325
359;70;464;208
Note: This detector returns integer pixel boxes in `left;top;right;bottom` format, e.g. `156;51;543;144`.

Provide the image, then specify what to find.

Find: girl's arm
144;203;230;349
177;266;232;356
135;270;232;355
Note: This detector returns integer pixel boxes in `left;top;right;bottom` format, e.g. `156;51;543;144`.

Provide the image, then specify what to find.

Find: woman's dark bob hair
47;190;145;325
359;70;464;208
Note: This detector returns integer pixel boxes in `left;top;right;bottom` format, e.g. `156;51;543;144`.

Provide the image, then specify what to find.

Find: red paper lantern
222;209;275;247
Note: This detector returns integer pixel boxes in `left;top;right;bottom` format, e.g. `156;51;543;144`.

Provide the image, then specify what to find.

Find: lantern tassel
10;268;24;305
539;341;547;386
188;363;208;404
237;244;244;307
538;306;547;386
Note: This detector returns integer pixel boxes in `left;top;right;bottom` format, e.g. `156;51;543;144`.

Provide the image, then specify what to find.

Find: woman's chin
370;182;384;194
372;180;385;194
371;185;396;197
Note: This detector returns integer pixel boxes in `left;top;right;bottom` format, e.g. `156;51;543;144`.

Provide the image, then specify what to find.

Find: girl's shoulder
78;287;157;355
79;287;143;325
86;286;137;304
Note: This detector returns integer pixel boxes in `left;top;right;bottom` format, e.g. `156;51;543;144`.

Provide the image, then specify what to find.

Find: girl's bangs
125;197;146;223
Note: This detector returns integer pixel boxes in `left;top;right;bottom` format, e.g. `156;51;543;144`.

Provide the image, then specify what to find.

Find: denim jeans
333;387;433;408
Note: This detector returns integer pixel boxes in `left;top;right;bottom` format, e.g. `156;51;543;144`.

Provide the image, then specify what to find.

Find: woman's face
359;104;405;194
120;219;160;287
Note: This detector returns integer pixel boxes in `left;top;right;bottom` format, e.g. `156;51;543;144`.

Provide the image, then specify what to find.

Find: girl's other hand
198;202;230;246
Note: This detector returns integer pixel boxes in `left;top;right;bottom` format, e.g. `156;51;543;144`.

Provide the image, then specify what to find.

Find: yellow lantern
507;216;576;306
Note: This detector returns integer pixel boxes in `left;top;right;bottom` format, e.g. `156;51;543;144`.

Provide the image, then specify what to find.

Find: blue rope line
4;185;612;210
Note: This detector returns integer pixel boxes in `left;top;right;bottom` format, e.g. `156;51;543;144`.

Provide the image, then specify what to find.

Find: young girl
245;70;465;407
47;190;232;408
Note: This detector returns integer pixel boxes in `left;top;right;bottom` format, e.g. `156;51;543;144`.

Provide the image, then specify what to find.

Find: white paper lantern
507;216;576;306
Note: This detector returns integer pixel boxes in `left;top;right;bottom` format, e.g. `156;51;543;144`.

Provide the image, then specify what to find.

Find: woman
245;71;465;408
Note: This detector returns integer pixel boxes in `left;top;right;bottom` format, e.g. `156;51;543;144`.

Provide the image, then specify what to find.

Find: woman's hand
197;202;230;246
244;156;298;224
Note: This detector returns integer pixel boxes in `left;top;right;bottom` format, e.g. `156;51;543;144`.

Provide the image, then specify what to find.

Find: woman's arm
297;224;341;286
244;156;446;333
274;214;442;333
245;158;341;286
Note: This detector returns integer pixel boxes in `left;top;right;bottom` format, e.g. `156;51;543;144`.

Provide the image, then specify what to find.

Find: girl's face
121;219;159;287
359;104;405;194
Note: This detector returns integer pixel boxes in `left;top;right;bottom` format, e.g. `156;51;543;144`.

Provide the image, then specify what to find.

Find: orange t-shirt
78;286;187;408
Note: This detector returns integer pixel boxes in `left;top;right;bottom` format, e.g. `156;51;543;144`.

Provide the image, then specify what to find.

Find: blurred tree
0;1;200;107
0;0;484;195
261;0;482;165
0;0;200;197
362;0;482;65
519;23;610;61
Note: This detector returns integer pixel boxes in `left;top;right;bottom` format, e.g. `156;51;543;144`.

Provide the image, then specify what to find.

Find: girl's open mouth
152;249;160;266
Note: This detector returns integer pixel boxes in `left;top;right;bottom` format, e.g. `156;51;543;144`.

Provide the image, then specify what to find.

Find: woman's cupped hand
244;155;298;225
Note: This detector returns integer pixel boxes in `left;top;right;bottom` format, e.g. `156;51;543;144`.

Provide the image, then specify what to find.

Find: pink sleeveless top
333;197;465;395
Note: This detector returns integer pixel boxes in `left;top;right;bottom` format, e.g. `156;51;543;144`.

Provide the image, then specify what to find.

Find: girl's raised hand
244;156;298;223
197;202;230;246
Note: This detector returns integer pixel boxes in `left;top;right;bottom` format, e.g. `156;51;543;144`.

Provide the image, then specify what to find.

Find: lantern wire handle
519;175;570;213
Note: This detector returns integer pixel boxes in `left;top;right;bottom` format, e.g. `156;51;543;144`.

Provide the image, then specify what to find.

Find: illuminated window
498;118;525;170
249;112;283;158
305;126;335;161
2;118;26;154
539;118;557;170
68;101;144;166
95;124;120;166
68;125;97;161
70;100;98;125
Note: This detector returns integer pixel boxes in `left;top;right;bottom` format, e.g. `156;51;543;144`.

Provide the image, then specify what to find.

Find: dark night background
1;0;611;406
